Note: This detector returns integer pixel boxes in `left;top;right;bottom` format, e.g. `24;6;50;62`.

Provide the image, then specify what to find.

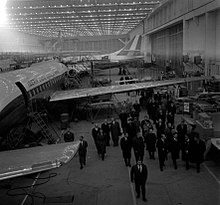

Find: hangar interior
0;0;219;76
0;1;220;205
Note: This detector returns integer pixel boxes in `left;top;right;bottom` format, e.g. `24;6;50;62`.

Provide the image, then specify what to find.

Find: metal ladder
73;75;82;87
30;112;56;144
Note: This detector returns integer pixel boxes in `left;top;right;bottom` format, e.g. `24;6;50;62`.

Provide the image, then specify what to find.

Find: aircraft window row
68;64;90;73
29;74;64;98
0;67;14;73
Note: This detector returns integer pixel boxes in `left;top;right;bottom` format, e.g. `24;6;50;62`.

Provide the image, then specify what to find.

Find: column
205;11;216;76
143;35;151;63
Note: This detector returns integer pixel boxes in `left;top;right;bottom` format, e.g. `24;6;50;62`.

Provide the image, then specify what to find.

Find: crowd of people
92;118;121;160
91;91;206;174
79;90;207;202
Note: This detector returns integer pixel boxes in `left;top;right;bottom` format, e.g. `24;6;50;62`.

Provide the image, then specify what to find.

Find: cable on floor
6;172;57;205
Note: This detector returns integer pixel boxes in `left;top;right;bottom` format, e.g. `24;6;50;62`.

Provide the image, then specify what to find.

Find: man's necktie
138;165;142;173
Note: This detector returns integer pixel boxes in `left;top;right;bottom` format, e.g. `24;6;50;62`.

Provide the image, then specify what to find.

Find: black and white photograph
0;0;219;204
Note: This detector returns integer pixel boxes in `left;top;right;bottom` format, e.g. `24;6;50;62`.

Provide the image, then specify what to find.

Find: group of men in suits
90;95;207;202
91;118;121;161
157;120;206;173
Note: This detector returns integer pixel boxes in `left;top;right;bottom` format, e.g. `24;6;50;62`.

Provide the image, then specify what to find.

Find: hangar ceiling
5;0;162;38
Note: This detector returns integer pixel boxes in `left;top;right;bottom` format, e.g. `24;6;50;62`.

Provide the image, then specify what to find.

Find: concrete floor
0;67;219;205
0;111;219;205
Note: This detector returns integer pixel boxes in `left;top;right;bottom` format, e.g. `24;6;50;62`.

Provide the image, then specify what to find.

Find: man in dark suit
145;128;157;159
97;129;107;160
126;117;137;143
156;134;168;171
156;118;165;139
164;122;174;153
78;136;88;169
120;131;132;167
167;101;176;126
133;100;141;119
101;119;110;146
130;159;148;202
183;135;190;170
92;124;100;154
156;109;166;128
110;118;121;146
176;120;187;160
170;132;180;169
119;110;128;131
132;132;145;162
191;134;206;173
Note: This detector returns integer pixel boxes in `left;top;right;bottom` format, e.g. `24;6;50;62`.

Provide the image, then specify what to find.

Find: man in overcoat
170;132;180;169
120;131;132;167
101;119;110;146
176;120;187;160
145;128;157;159
92;124;100;154
96;129;107;160
78;136;88;169
110;118;121;146
132;132;145;162
156;134;168;171
191;135;206;173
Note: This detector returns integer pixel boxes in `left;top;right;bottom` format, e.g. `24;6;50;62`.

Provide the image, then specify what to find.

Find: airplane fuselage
94;35;144;68
0;60;67;141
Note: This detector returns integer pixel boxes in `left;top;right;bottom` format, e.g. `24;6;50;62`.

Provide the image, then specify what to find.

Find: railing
138;66;163;80
183;62;205;76
208;64;220;76
0;66;14;73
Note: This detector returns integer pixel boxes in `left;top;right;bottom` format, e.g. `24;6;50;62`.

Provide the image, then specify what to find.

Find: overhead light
0;0;8;27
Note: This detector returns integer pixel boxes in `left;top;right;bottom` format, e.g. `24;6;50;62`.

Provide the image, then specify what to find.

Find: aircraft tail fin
117;35;142;56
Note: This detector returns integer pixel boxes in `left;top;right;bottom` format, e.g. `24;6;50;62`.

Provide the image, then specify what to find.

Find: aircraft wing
50;76;210;102
211;138;220;150
0;141;80;181
60;50;101;57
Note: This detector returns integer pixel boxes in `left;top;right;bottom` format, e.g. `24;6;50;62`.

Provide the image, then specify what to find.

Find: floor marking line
127;167;137;205
21;172;41;205
203;163;220;185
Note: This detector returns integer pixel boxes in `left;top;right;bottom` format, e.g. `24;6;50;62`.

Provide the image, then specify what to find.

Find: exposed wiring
6;172;57;205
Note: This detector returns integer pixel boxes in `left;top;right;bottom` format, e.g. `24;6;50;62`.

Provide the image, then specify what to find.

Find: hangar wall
0;27;128;55
0;29;44;53
151;23;183;75
60;35;128;54
129;0;220;76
